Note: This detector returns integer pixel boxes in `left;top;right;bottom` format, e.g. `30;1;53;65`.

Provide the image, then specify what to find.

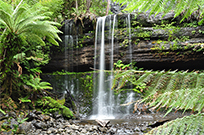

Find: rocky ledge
41;12;204;72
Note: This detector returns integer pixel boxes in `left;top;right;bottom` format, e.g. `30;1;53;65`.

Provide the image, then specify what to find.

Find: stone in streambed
33;121;47;129
16;122;33;134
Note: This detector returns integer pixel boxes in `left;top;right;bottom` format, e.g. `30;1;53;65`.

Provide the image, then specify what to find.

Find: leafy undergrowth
35;96;74;119
146;113;204;135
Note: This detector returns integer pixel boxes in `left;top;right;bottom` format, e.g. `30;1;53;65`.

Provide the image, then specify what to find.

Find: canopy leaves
115;0;204;24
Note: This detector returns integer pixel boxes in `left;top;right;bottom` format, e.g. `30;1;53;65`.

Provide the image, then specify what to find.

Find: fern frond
0;9;13;31
165;73;180;92
145;87;204;115
196;73;204;88
146;113;204;135
132;71;153;85
153;71;171;91
180;72;198;89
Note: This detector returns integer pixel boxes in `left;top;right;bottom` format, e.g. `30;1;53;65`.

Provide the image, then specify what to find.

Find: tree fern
0;1;61;99
146;113;204;135
0;1;61;45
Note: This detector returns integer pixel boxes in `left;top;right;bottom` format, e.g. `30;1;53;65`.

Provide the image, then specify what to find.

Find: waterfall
90;14;137;119
98;16;106;118
59;15;138;119
91;16;116;119
126;14;135;114
64;20;74;96
109;14;116;116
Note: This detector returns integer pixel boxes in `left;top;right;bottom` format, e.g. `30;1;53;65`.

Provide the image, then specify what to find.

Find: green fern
116;0;204;24
26;75;52;92
146;113;204;135
113;69;204;114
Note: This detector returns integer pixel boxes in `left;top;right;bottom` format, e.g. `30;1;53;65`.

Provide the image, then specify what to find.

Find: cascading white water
97;16;106;118
64;21;74;96
109;14;116;116
126;13;135;114
91;16;117;119
62;15;137;119
90;14;137;119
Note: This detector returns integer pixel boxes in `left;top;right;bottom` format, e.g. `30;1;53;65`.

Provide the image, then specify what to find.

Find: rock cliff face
41;13;204;72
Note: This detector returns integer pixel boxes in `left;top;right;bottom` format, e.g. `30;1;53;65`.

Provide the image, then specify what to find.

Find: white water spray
91;16;116;119
126;14;135;114
64;21;74;96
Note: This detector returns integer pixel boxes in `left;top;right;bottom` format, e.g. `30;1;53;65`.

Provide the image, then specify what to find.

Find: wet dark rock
0;108;192;134
47;127;56;134
41;114;50;121
9;118;18;129
16;122;33;134
56;118;64;123
95;119;110;127
41;11;204;73
26;112;38;122
54;113;62;119
8;112;16;119
33;121;47;129
0;113;9;121
35;111;42;115
98;126;108;133
148;119;170;128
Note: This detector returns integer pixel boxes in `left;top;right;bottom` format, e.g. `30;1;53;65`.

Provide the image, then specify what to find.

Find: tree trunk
86;0;91;13
106;0;110;15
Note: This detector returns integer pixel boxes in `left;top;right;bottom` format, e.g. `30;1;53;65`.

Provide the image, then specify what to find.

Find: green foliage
35;96;74;119
114;60;138;70
113;69;204;133
0;0;61;103
113;70;204;113
64;0;107;22
18;95;31;103
116;0;204;24
0;108;6;115
26;75;52;92
146;113;204;135
62;107;73;118
39;0;64;22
